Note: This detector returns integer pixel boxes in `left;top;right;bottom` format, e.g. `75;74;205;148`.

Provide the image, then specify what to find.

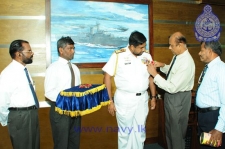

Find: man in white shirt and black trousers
0;39;40;149
45;36;81;149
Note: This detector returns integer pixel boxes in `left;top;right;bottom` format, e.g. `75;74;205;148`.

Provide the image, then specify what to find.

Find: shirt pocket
117;61;133;74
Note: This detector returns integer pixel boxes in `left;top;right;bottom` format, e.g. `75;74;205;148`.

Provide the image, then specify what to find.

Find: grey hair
202;41;222;56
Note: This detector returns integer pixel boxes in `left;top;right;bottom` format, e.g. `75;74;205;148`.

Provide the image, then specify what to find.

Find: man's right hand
154;61;165;68
108;100;116;116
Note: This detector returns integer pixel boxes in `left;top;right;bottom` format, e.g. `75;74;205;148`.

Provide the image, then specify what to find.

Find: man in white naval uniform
102;31;156;149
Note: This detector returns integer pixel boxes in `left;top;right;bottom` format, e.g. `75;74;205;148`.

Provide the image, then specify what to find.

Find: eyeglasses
169;43;180;48
21;50;33;54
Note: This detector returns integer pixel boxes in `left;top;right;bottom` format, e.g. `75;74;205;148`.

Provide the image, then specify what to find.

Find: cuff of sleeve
215;120;225;133
153;74;161;82
1;122;7;126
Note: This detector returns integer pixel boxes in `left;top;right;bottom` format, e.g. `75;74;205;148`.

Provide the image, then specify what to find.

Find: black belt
8;105;37;111
197;107;220;113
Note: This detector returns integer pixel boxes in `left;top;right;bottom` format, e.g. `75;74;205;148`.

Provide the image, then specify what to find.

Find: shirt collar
176;49;189;59
125;46;132;54
126;45;146;57
12;60;26;70
207;56;220;68
58;57;70;64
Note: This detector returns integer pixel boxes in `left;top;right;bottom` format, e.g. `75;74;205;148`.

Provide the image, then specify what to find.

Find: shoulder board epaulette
114;48;126;54
144;50;149;53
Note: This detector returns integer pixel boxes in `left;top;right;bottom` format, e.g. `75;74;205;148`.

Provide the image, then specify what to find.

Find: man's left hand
208;129;223;147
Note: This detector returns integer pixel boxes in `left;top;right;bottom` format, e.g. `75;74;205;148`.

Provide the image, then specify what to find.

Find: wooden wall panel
153;24;225;45
154;47;174;64
80;106;118;149
39;108;53;149
0;49;12;71
152;0;225;46
81;74;104;84
26;48;47;73
33;77;45;101
146;103;159;138
219;29;225;45
0;125;12;149
153;1;203;21
153;24;200;44
0;0;45;16
153;1;225;22
0;20;45;44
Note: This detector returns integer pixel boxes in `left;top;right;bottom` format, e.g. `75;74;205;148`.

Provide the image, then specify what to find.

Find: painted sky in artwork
50;0;149;63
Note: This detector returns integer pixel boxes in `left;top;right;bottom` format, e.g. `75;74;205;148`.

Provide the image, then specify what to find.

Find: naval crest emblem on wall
194;5;221;42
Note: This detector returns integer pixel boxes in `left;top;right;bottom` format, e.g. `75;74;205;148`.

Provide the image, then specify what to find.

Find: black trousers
7;109;40;149
50;103;81;149
198;110;225;149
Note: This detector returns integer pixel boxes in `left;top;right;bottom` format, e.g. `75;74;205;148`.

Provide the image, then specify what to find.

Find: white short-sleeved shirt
102;46;153;93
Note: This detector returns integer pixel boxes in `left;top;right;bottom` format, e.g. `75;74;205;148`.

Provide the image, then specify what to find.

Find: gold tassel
60;84;106;97
55;100;110;117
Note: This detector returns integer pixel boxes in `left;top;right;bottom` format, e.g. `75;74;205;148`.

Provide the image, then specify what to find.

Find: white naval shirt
102;46;153;93
44;57;81;102
0;60;36;126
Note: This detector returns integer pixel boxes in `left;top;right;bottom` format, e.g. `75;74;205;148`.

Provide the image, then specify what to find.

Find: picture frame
46;0;153;68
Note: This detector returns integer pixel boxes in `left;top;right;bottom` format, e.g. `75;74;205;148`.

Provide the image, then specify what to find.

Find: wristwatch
150;95;157;100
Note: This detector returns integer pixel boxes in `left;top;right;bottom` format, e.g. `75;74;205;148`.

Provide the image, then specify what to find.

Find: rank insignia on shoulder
115;48;126;54
144;50;149;53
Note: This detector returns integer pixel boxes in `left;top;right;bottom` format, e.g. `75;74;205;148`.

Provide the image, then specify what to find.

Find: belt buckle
136;93;141;96
31;106;35;109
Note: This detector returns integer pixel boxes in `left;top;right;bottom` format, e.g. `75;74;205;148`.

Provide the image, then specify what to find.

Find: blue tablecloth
55;84;110;117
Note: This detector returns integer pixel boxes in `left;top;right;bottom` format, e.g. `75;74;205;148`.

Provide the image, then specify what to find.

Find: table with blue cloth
55;84;110;117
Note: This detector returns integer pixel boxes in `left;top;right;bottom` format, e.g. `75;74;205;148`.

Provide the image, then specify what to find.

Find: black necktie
196;65;208;92
24;68;39;108
166;56;177;80
68;62;75;87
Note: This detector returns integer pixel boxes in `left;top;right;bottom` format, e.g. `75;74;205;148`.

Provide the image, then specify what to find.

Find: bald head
170;32;187;45
169;32;187;55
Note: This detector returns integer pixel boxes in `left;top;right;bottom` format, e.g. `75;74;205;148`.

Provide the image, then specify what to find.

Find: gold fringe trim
59;84;106;97
55;100;110;117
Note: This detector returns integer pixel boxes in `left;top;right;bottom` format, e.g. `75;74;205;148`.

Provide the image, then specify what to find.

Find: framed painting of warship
46;0;153;68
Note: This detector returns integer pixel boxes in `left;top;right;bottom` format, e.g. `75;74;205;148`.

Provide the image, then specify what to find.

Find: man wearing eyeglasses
0;40;40;149
147;32;195;149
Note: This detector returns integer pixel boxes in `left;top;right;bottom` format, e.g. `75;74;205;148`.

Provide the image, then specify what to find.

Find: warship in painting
73;22;128;47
